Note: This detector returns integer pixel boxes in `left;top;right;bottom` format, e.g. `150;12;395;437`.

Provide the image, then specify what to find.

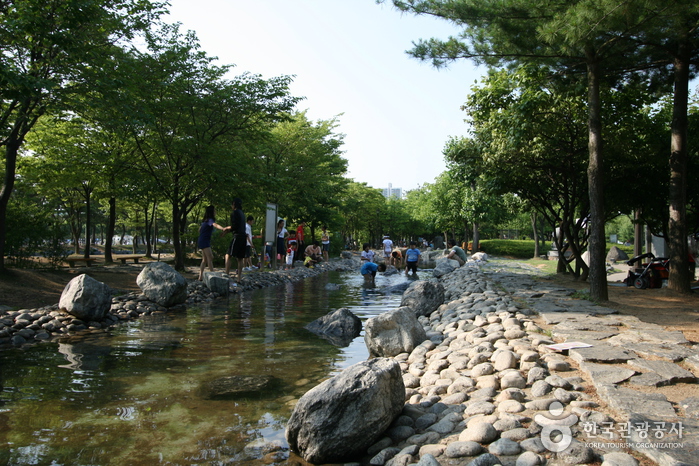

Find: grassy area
479;239;635;260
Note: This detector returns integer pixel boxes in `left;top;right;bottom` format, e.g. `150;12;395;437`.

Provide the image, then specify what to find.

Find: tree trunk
105;197;116;263
172;203;185;271
667;46;691;293
633;209;643;258
83;185;91;259
531;212;540;259
586;51;608;301
0;139;21;272
472;222;480;252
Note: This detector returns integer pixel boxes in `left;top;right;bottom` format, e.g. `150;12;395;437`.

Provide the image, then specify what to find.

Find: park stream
0;269;416;465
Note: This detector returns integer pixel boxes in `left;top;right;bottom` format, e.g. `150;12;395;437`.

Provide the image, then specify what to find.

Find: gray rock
364;307;427;357
627;358;696;385
520;437;547;454
597;385;676;419
466;453;502;466
579;361;637;385
555;440;595;465
530;380;552;397
370;447;401;465
601;451;639;466
568;344;636;364
203;271;229;295
400;280;445;317
305;307;362;347
680;396;699;419
444;441;483;458
59;274;112;321
136;262;188;307
286;358;405;464
488;437;521;456
516;450;544;466
415;453;441;466
459;422;498;443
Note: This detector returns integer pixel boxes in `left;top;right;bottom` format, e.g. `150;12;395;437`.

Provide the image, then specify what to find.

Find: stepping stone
569;344;636;364
579;361;637;385
623;342;694;362
680;397;699;419
597;385;676;419
552;329;619;341
628;414;699;466
627;359;696;385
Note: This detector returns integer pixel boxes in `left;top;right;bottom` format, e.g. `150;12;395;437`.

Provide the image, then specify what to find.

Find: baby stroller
624;253;669;289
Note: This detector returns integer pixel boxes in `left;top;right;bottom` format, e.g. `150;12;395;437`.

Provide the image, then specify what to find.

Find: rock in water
59;274;112;321
136;262;188;307
202;375;276;399
286;358;405;464
305;307;362;347
364;306;427;357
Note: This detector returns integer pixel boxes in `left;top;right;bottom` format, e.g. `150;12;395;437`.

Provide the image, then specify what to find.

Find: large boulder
59;274;112;321
286;358;405;464
364;306;427;357
203;271;230;295
305;307;362;347
136;262;188;307
400;279;445;316
432;257;459;278
606;246;629;263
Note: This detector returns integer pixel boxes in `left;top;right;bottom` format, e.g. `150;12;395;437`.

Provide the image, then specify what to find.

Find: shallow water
0;269;417;465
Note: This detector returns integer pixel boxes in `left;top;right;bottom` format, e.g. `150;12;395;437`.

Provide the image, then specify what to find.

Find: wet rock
365;307;427;358
400;280;445;317
202;375;277;399
59;274;112;321
137;262;188;307
286;358;405;464
305;307;362;347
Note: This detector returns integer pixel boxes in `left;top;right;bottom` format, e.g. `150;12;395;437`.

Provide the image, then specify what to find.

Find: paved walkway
480;259;698;466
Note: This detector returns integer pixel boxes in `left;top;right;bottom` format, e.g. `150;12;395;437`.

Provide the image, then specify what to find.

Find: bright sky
165;0;485;192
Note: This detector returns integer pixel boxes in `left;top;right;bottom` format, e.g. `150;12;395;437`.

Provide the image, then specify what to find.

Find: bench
66;256;97;267
115;254;145;264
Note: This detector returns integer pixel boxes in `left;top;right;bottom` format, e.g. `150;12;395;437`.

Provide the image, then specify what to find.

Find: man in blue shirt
405;241;421;276
361;261;386;285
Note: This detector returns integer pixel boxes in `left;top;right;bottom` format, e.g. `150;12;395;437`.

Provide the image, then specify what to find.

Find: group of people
198;202;471;288
275;220;330;269
196;198;250;286
360;235;422;284
196;199;336;284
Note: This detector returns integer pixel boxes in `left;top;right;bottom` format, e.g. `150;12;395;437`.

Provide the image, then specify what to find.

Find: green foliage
479;240;537;258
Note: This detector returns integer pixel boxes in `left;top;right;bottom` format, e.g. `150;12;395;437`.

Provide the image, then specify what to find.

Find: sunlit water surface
0;269;420;465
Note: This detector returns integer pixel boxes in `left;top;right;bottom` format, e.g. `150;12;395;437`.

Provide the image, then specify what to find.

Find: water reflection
0;269;413;465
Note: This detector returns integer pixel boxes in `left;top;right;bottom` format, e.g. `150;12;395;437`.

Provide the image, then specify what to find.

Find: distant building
382;183;403;199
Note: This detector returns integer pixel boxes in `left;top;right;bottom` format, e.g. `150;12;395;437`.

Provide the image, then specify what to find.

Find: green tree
123;24;300;270
0;0;164;271
386;0;664;299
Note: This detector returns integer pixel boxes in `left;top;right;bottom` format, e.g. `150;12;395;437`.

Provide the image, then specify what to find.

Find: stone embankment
0;258;356;348
351;260;697;466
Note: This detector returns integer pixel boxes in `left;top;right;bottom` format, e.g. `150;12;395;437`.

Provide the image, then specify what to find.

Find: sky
165;0;485;192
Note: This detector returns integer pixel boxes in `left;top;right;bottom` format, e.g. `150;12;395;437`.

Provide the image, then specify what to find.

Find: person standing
404;241;421;277
321;226;330;262
197;205;225;281
276;219;288;267
382;235;394;263
296;222;306;262
243;215;257;271
223;198;246;285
